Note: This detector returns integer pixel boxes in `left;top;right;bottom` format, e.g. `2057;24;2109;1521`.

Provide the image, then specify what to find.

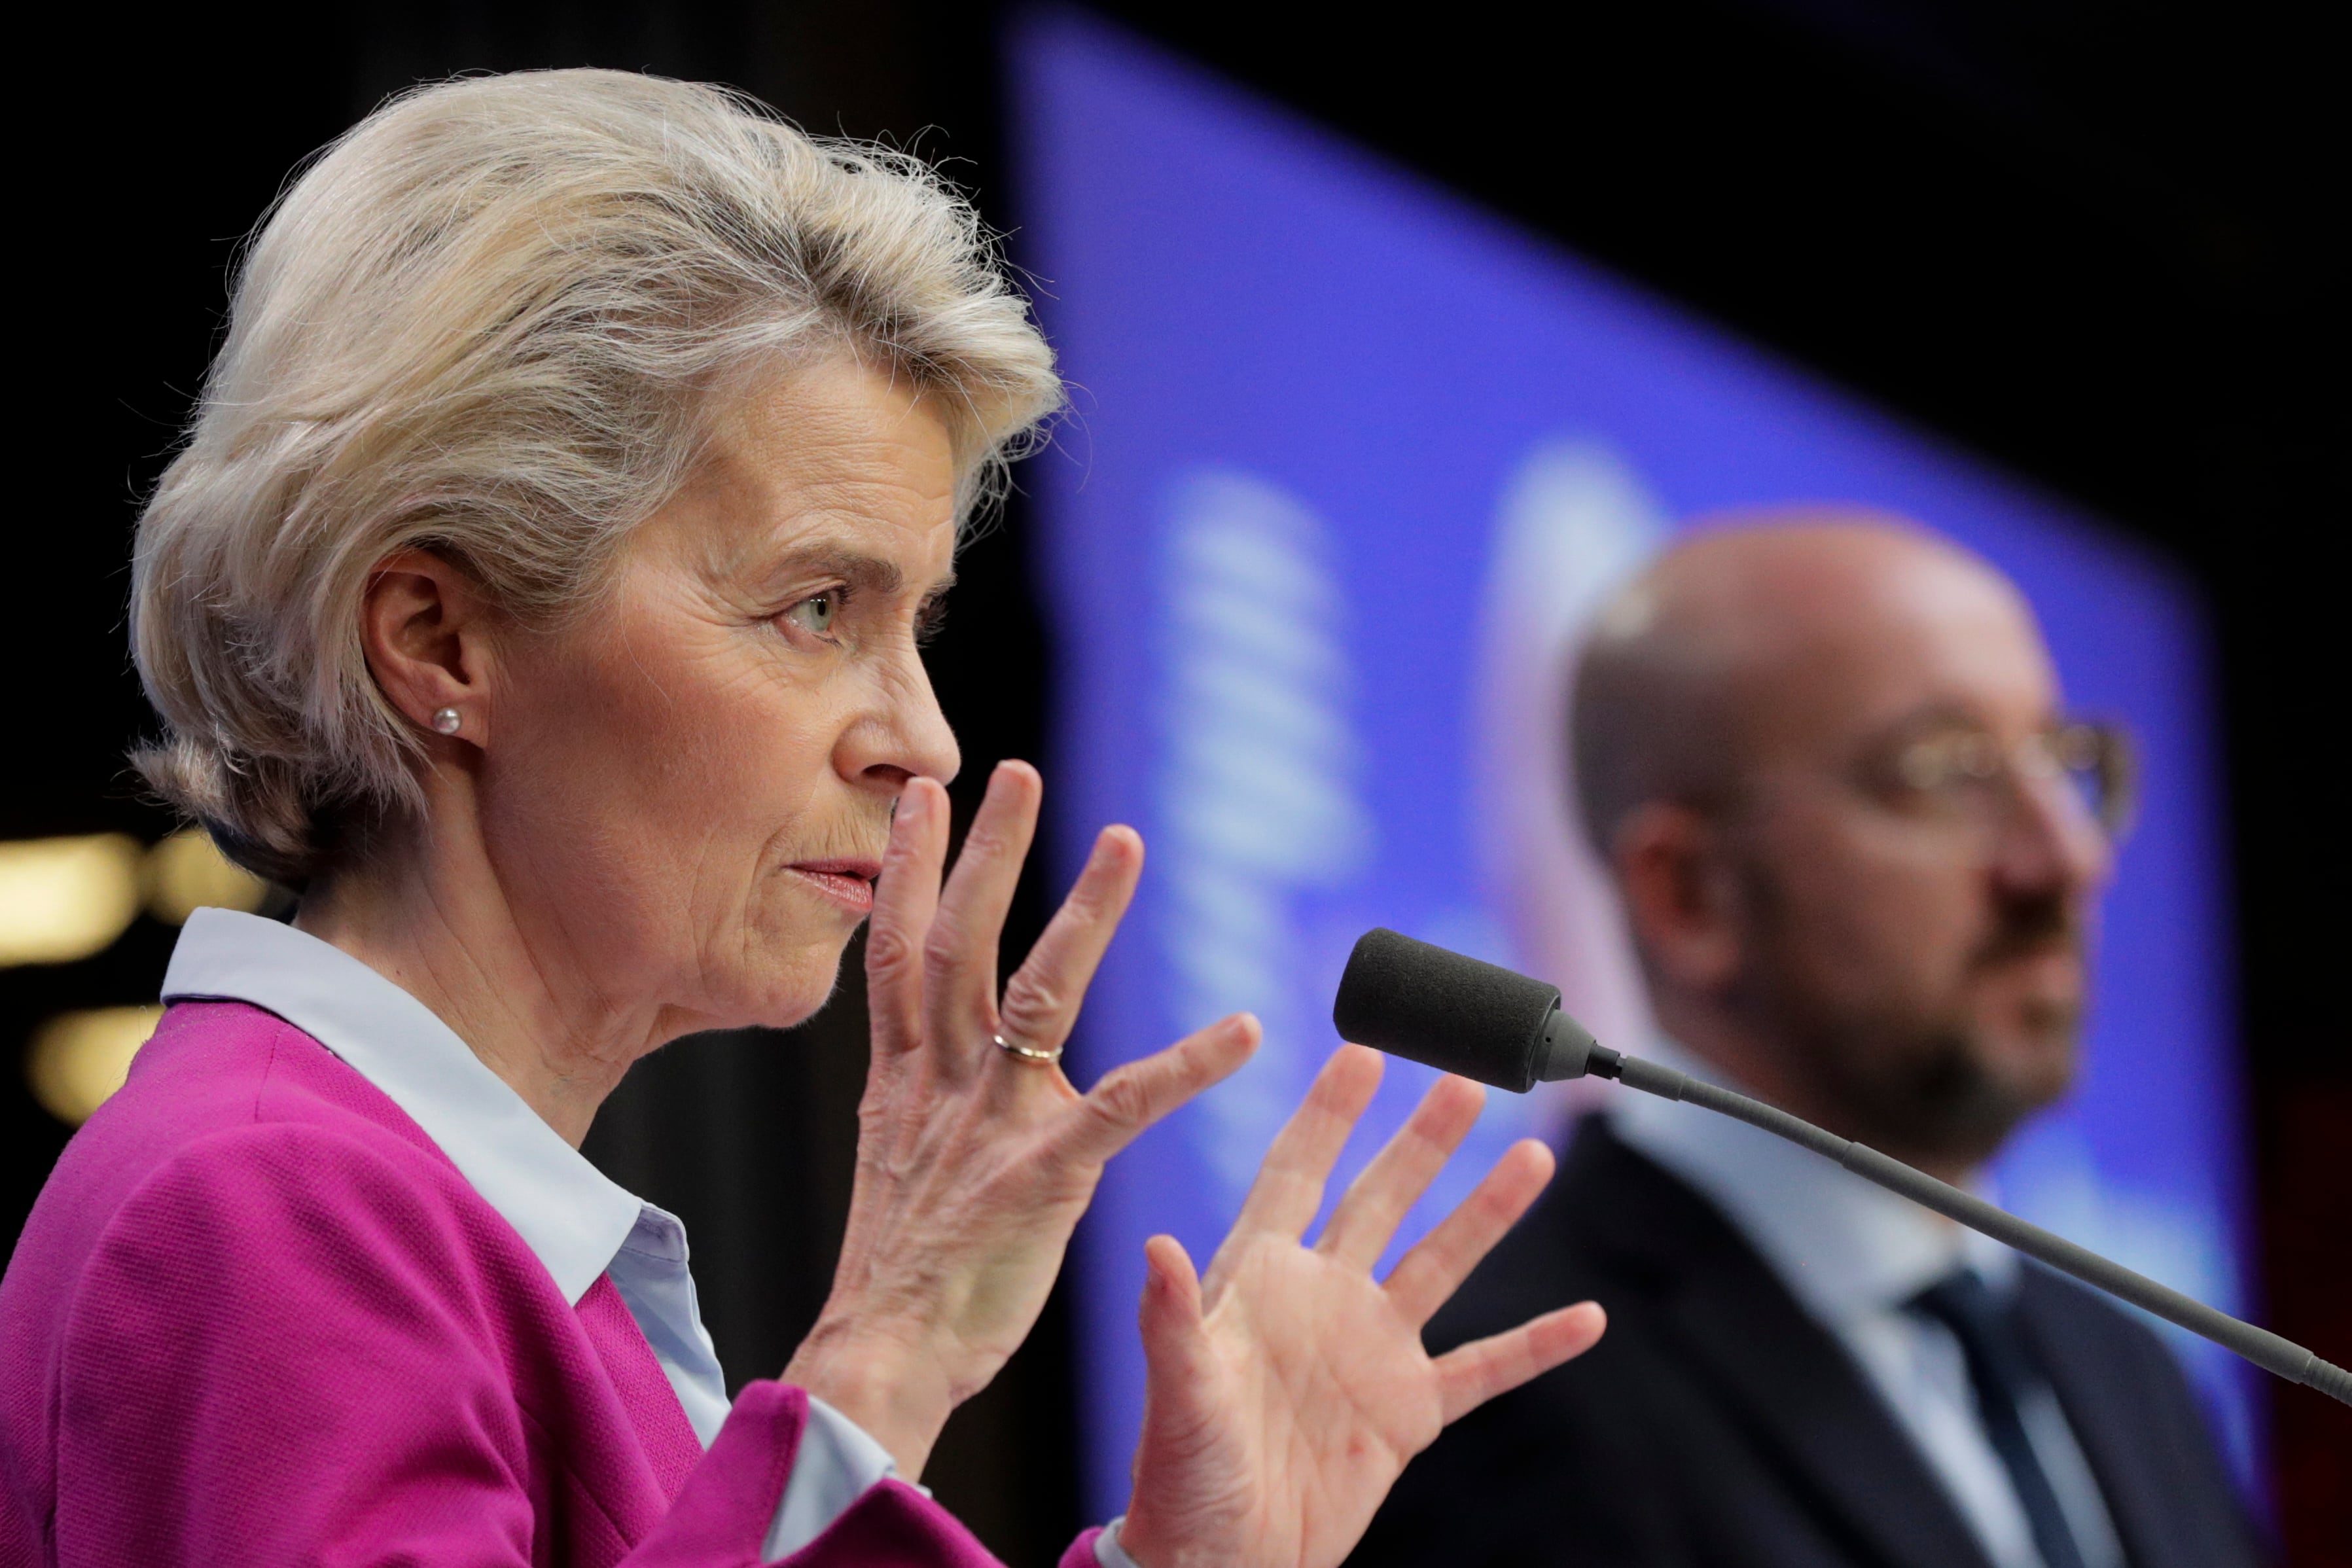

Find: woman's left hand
784;762;1258;1478
1115;1045;1609;1568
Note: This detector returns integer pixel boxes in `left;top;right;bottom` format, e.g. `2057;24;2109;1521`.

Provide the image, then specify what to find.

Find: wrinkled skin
310;355;1603;1564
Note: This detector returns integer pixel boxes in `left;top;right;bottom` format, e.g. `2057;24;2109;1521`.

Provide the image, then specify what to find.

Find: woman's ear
361;550;498;745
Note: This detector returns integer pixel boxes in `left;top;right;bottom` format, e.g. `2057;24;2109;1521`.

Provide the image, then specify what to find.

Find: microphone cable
1334;926;2350;1406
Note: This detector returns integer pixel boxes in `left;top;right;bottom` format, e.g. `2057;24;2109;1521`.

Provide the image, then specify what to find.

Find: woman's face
478;357;961;1041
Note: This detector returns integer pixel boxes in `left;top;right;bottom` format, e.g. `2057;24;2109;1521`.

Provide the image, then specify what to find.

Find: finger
992;825;1143;1064
1132;1236;1220;1473
1137;1234;1208;1371
1054;1012;1260;1167
1382;1139;1556;1327
1434;1302;1607;1425
1221;1045;1384;1248
1315;1074;1486;1271
922;761;1041;1065
865;777;950;1057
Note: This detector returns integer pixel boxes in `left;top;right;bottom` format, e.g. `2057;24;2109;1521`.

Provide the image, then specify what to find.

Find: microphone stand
1580;1041;2351;1406
1333;925;2349;1405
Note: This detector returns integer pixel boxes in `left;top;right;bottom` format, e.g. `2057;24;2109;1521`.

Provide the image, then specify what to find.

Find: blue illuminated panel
1010;9;2256;1516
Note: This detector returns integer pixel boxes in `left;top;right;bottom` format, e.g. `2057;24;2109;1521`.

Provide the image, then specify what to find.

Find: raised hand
1118;1046;1607;1568
784;762;1258;1477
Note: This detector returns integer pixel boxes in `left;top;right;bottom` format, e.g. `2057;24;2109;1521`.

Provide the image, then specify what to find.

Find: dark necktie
1911;1270;2089;1568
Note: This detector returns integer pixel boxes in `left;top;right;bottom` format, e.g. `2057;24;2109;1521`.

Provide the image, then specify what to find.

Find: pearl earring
431;707;462;736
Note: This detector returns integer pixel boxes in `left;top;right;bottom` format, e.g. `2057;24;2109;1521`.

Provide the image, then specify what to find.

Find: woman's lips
786;859;882;914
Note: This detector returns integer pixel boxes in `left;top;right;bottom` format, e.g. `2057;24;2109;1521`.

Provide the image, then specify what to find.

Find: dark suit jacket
1352;1118;2261;1568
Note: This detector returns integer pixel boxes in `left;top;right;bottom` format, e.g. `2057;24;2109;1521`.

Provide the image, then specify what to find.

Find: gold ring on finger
993;1032;1063;1067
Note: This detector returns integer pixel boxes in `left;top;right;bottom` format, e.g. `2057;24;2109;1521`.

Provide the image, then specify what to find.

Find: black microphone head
1334;927;1565;1093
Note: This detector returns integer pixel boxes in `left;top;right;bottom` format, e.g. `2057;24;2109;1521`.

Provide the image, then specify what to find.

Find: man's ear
1612;801;1745;993
361;550;498;745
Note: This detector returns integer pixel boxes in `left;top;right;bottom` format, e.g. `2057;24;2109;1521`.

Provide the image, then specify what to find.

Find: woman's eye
783;592;841;637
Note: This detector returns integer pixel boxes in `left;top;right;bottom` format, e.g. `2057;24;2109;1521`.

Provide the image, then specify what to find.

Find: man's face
1719;558;2114;1169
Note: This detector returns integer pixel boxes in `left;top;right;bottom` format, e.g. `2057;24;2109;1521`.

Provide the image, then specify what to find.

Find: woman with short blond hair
0;69;1601;1568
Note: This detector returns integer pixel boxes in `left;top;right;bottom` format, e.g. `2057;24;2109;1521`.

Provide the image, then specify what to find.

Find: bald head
1572;514;2044;857
1568;511;2109;1175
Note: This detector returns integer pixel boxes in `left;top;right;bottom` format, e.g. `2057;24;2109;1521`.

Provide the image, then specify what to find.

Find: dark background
6;1;2343;1561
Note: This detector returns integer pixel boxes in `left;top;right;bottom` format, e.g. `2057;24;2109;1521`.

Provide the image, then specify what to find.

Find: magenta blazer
0;1001;1103;1567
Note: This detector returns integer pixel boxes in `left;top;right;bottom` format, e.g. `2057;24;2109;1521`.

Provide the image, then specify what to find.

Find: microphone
1334;927;2351;1407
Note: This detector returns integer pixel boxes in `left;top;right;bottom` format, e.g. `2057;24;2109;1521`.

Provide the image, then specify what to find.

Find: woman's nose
845;649;961;790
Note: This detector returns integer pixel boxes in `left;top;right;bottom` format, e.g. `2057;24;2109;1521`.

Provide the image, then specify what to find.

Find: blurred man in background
1355;517;2258;1568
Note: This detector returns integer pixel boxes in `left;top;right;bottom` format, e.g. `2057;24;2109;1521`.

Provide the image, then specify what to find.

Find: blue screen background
1009;9;2258;1517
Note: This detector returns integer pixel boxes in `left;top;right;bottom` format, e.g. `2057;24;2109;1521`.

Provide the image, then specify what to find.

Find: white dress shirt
1609;1035;2124;1568
160;908;894;1563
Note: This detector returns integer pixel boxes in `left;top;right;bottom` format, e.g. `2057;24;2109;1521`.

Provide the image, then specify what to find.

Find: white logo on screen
1156;470;1372;1198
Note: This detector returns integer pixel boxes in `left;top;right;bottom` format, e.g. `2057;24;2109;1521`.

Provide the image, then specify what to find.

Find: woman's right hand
1116;1047;1607;1568
783;761;1258;1478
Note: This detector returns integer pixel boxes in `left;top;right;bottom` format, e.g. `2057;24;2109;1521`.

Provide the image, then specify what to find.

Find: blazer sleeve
45;1123;1010;1568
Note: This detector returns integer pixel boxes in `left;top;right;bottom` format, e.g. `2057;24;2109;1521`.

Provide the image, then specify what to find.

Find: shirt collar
1608;1033;2015;1325
162;907;644;1306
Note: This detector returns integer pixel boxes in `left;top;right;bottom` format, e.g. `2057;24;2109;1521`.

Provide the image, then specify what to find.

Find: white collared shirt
1610;1035;2125;1568
161;908;894;1563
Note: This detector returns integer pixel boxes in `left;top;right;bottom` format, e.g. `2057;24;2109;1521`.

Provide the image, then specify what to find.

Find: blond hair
130;69;1062;885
